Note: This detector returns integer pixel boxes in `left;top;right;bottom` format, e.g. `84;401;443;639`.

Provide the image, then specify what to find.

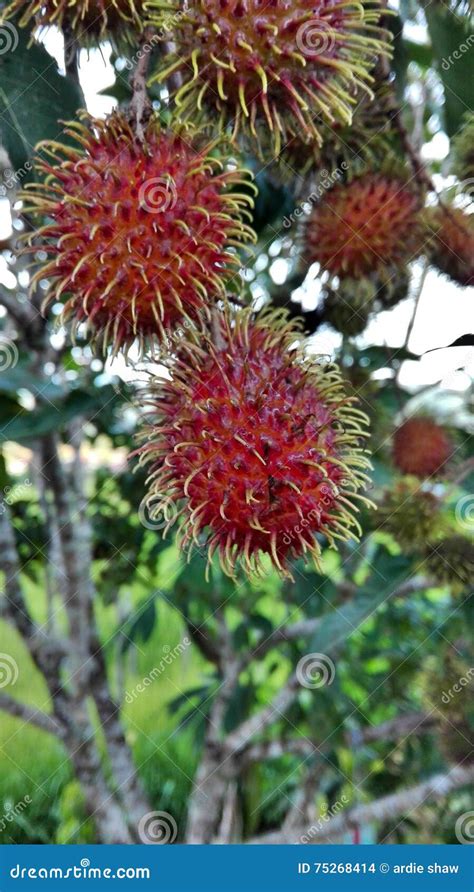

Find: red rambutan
425;206;474;287
148;0;391;155
393;417;454;479
137;307;373;579
305;171;425;278
1;0;147;38
24;112;256;353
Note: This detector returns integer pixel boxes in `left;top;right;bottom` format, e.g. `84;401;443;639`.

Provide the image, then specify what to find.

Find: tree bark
249;763;474;844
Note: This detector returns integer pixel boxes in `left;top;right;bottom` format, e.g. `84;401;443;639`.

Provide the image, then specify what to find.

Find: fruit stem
129;27;155;140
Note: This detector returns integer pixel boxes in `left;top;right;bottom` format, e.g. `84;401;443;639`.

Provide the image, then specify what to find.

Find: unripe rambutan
425;206;474;287
377;479;443;551
375;268;411;309
393;417;454;479
24;112;256;354
137;307;373;579
424;536;474;594
419;649;474;766
323;278;376;336
305;170;425;278
1;0;147;38
148;0;391;155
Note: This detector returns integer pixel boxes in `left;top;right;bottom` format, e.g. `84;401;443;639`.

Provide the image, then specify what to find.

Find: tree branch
227;579;430;755
0;692;64;738
250;763;474;844
241;711;436;766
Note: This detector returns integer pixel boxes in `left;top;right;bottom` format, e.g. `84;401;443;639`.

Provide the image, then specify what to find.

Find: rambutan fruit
393;417;454;479
148;0;391;155
305;170;425;279
1;0;148;38
323;278;376;336
425;206;474;287
424;536;474;593
24;112;256;354
376;478;443;551
136;307;373;579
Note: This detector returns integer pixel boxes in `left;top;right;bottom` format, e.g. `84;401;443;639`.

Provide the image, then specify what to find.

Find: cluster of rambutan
376;416;473;595
21;122;374;579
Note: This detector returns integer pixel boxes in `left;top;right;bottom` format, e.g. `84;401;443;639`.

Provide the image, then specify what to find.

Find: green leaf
120;599;157;654
425;8;474;136
309;552;415;656
0;384;119;444
0;21;83;174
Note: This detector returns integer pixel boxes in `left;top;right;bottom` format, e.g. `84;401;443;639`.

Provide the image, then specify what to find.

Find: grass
0;547;205;843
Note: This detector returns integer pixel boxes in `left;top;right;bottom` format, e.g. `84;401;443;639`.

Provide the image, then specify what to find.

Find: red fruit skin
427;207;474;287
393;418;454;479
305;174;424;278
25;113;255;353
137;309;372;578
